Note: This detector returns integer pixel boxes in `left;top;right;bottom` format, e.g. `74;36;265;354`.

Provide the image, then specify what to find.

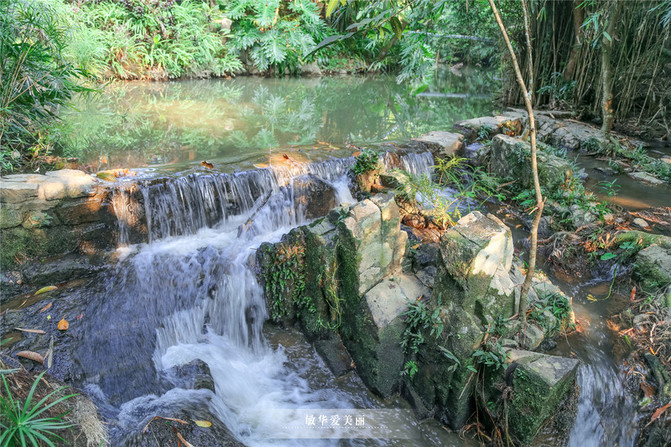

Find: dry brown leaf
201;161;214;169
16;350;45;364
641;380;655;398
648;402;671;426
76;313;84;320
630;286;636;302
57;318;69;331
175;431;194;447
15;328;46;334
39;302;52;313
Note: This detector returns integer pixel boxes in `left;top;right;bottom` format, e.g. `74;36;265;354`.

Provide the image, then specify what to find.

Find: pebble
632;217;650;229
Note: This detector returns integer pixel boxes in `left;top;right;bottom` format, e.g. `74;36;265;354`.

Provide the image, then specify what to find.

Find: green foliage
401;294;444;355
73;0;241;80
262;242;307;322
352;148;381;175
0;371;76;447
585;137;671;184
528;292;572;335
471;340;507;371
0;0;90;172
394;157;505;228
401;360;418;379
225;0;327;74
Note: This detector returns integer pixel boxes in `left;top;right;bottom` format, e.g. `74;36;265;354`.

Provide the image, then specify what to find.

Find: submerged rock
628;171;665;185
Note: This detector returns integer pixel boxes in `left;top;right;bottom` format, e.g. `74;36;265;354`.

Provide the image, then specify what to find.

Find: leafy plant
0;0;90;172
401;360;418;379
471;341;507;371
0;371;76;447
352;148;380;175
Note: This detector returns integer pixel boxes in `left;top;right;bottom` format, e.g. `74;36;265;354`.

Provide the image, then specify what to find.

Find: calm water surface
60;70;496;170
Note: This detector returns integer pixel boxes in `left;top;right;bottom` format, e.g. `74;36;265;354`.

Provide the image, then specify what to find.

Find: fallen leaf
39;302;52;313
648;401;671;425
96;171;117;182
143;416;189;433
253;163;269;169
16;351;45;364
46;315;51;320
34;286;57;296
15;328;46;335
193;420;212;428
76;313;84;320
352;151;361;157
201;161;214;169
282;154;289;160
641;380;655;398
57;318;69;331
175;431;194;447
587;294;598;301
46;336;54;369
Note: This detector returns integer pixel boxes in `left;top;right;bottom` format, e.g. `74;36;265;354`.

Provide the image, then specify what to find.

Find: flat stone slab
412;131;464;157
628;171;665;185
0;181;40;203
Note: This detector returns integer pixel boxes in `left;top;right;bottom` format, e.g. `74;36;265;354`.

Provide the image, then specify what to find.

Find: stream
6;72;671;445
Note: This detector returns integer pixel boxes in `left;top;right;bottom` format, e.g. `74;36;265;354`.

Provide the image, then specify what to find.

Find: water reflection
60;70;496;170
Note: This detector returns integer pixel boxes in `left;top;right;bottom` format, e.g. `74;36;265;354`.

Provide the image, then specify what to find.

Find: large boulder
336;194;407;295
488;349;580;445
351;274;429;397
489;134;573;191
454;115;523;141
408;211;517;428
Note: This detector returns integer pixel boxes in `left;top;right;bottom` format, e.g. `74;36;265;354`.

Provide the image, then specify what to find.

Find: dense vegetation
0;0;669;173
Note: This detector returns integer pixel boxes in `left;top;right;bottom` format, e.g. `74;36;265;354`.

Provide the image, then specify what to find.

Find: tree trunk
488;0;544;327
563;0;584;81
600;0;622;136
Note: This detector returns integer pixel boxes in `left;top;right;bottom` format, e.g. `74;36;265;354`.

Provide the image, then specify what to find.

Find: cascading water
92;153;435;445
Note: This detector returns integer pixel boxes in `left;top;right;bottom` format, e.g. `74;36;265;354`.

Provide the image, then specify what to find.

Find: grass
0;370;75;447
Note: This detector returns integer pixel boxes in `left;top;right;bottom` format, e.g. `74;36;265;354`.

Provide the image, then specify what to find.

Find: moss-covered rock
635;243;671;292
504;349;579;445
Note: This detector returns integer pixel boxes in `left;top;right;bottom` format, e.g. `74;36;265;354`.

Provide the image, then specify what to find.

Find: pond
59;69;496;171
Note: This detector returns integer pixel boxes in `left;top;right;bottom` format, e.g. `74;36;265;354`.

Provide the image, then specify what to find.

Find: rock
412;131;464;157
501;338;519;348
291;174;336;219
300;61;322;77
1;202;25;228
463;142;488;165
0;181;40;203
454;115;522;141
125;407;244;447
44;169;88;179
37;181;67;200
437;211;516;322
490;135;574;191
164;359;215;392
518;323;545;350
569;204;596;228
497;349;579;445
633;217;650;229
351;274;429;397
661;156;671;165
628;171;665;185
635;244;671;291
337;195;407;295
20;255;101;286
410;211;517;428
314;336;353;377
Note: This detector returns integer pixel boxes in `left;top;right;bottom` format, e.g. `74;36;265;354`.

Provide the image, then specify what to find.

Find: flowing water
62;152;474;445
24;72;671;445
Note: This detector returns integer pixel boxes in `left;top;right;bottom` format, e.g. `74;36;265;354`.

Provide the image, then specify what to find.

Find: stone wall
0;170;118;284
